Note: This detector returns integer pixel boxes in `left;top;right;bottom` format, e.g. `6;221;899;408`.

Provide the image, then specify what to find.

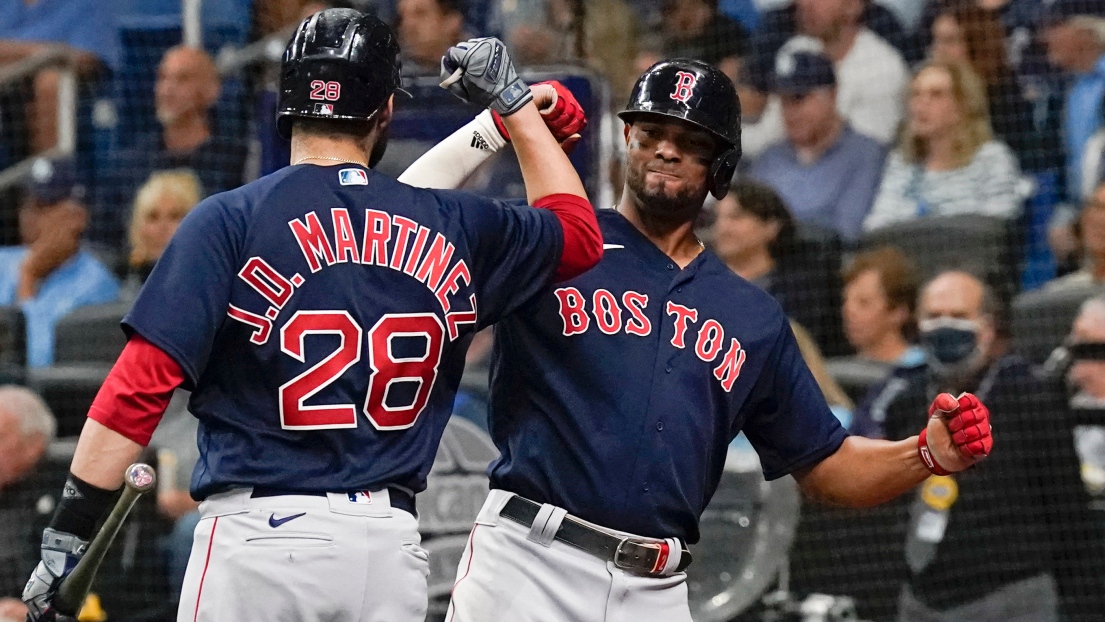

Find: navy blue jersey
488;210;846;542
124;164;562;499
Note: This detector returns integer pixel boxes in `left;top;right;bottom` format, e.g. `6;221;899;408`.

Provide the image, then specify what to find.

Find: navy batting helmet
277;9;403;139
618;59;742;199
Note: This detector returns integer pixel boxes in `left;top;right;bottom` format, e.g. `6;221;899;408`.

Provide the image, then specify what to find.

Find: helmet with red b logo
618;59;742;199
277;8;404;139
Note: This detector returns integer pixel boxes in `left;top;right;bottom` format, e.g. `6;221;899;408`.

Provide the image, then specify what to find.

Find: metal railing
0;47;77;190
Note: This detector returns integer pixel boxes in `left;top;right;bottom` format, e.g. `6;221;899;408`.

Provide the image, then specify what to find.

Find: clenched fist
919;392;993;475
492;80;587;153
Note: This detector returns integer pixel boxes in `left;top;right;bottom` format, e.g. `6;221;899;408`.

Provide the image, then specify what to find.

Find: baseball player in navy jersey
21;10;602;622
400;58;994;622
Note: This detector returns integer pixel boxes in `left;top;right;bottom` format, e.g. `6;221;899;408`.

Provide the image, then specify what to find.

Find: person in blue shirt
748;51;885;243
0;157;119;368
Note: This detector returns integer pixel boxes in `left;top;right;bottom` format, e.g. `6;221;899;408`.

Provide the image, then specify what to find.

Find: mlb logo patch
339;168;368;185
314;103;334;115
347;491;373;504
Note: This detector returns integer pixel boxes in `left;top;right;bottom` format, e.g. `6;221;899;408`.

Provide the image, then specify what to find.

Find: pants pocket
245;532;335;547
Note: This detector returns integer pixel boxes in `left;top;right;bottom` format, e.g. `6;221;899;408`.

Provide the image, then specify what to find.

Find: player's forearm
794;436;930;508
69;419;145;490
398;110;505;189
503;103;587;202
71;335;185;490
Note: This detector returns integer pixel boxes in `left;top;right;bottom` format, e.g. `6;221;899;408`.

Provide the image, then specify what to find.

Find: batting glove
491;80;588;153
918;392;993;475
440;37;532;116
22;528;86;622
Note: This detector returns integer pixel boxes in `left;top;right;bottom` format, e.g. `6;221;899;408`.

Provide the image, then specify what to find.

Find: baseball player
400;59;994;621
22;10;601;622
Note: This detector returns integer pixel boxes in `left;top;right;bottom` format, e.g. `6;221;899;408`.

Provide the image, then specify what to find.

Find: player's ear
623;123;631;144
376;95;395;131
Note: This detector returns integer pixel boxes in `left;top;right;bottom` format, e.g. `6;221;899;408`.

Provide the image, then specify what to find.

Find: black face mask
919;318;980;366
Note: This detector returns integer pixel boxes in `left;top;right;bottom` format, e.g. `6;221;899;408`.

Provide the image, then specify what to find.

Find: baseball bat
52;463;157;617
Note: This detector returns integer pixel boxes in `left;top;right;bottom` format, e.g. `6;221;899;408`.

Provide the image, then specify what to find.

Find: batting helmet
277;8;403;139
618;59;742;199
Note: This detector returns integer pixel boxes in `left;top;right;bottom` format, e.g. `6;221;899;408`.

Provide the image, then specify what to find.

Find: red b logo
670;71;697;103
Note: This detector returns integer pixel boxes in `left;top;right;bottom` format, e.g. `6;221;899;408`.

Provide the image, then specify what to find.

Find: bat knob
125;463;157;493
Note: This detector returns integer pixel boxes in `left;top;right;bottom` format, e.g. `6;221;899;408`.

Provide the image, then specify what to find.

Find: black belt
499;495;692;576
249;487;416;516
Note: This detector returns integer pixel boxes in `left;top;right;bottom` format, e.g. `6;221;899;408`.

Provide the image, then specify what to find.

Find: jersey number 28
278;311;444;431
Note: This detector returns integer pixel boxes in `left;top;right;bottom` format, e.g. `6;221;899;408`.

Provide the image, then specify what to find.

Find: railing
0;47;77;190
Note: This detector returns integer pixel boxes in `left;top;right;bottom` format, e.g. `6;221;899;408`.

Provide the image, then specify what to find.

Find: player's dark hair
729;180;797;260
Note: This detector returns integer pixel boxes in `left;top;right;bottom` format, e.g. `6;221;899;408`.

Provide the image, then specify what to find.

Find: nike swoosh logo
268;512;306;528
603;244;624;250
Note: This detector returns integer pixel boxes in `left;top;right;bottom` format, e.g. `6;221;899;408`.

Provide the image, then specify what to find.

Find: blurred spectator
787;0;910;145
504;0;639;104
790;319;854;428
713;180;847;355
0;386;56;619
0;158;119;368
748;0;910;93
929;4;1037;169
396;0;466;75
1045;182;1105;292
748;50;885;243
124;169;202;296
661;0;749;84
863;61;1023;232
1069;295;1105;408
874;270;1105;622
740;0;909;157
1042;0;1105;258
95;45;246;246
148;391;199;601
841;247;923;365
1067;296;1105;508
0;0;119;154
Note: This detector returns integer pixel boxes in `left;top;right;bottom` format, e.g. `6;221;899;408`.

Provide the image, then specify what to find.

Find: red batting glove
491;80;587;153
918;392;993;475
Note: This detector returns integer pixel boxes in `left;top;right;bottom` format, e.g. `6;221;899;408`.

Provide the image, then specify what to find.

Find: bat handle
52;463;156;616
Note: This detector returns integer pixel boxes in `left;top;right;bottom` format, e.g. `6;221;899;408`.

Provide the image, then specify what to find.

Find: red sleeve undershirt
532;193;603;282
87;334;186;447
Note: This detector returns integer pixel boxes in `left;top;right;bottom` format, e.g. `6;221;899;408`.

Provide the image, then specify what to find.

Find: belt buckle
613;539;670;576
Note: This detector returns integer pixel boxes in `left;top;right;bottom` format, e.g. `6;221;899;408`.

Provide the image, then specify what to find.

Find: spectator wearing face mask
862;270;1105;622
1065;296;1105;515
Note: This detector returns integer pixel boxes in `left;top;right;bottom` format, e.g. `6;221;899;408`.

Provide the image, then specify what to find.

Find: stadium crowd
1;0;1105;621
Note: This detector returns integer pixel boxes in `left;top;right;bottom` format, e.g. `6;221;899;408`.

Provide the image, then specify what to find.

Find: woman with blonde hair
862;60;1023;232
126;169;202;287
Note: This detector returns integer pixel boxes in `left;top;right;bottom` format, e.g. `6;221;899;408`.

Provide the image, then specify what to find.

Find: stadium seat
53;301;131;364
825;356;896;404
0;305;26;384
860;215;1017;292
27;364;112;437
1011;284;1105;365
